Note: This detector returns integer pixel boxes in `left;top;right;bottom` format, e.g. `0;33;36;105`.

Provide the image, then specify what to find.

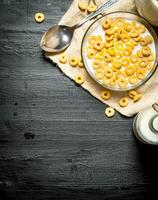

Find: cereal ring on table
123;47;132;57
108;47;116;56
147;62;154;70
137;24;146;33
105;107;115;118
103;77;109;85
124;22;132;32
115;52;123;60
132;35;141;42
128;90;138;98
122;57;130;66
95;71;104;80
78;0;87;10
130;54;138;64
129;75;138;84
133;94;142;102
119;97;129;107
121;34;130;43
104;41;114;48
87;1;97;13
112;61;122;69
78;56;84;68
34;13;45;23
104;68;114;78
141;46;151;57
136;68;146;80
109;76;117;86
59;53;67;64
115;17;124;27
126;66;135;76
106;28;115;36
118;77;128;88
87;49;96;59
74;74;84;85
106;34;114;42
69;56;78;67
94;40;104;51
102;19;111;29
137;50;144;58
138;58;148;68
100;90;111;100
130;30;139;38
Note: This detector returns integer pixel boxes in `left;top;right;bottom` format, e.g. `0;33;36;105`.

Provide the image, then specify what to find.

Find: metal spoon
40;0;119;53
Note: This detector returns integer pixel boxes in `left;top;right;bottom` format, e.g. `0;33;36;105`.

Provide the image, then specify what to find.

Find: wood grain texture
0;0;158;199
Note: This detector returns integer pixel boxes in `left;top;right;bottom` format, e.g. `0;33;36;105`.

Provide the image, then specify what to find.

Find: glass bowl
81;11;158;91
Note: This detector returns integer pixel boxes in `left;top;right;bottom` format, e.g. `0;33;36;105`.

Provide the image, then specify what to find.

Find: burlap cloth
45;0;158;117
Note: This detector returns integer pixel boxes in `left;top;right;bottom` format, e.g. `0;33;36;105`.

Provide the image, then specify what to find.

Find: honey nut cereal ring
129;75;138;84
69;56;78;67
118;77;128;88
130;30;139;38
124;22;132;32
115;17;124;26
108;47;116;56
106;35;114;42
105;68;114;78
136;68;146;80
137;50;144;58
122;57;130;66
87;1;97;13
74;74;84;85
103;77;109;85
100;90;111;100
128;90;138;99
59;53;67;64
115;41;124;51
119;97;129;107
115;52;123;60
103;53;113;62
113;61;122;69
92;60;101;70
121;34;130;43
106;28;115;36
102;19;111;29
138;58;148;68
109;76;117;86
147;53;155;62
132;35;141;42
130;54;138;64
87;49;96;59
123;47;132;57
95;71;104;80
78;0;87;11
141;46;151;57
94;40;104;51
147;62;154;70
105;107;115;118
126;66;135;76
133;94;142;102
78;56;84;68
34;13;45;23
137;24;146;33
115;70;121;79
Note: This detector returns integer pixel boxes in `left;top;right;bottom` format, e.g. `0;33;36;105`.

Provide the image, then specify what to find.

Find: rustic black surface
0;0;158;199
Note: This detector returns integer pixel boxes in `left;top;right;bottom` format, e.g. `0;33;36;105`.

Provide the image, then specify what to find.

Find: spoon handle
75;0;120;28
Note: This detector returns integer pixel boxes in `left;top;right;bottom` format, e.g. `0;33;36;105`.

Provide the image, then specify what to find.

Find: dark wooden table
0;0;158;199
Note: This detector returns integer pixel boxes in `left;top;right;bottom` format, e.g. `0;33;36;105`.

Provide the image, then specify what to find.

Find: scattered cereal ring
119;97;129;107
59;53;67;64
69;56;78;67
87;1;97;13
78;0;87;10
141;46;151;57
105;107;115;117
34;12;45;23
118;77;128;88
74;74;84;85
100;90;111;100
78;56;84;68
133;94;142;102
128;90;138;98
